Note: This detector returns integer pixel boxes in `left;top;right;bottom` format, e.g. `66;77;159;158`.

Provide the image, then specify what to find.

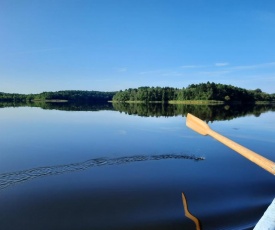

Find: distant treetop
112;82;275;103
0;90;116;103
0;83;274;103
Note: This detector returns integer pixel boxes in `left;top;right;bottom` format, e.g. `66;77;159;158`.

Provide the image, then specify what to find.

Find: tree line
1;82;274;103
0;90;116;103
112;82;275;103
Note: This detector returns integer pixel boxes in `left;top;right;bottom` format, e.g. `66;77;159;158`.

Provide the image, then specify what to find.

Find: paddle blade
186;113;210;136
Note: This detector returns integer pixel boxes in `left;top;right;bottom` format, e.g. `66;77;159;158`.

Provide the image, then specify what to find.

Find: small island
112;82;275;104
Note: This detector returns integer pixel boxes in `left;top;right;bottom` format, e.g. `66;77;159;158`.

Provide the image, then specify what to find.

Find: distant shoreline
111;100;274;105
111;100;223;104
112;83;275;103
31;99;69;103
1;82;274;104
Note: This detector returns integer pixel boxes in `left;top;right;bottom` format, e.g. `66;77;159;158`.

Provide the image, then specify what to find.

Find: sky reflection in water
0;105;275;230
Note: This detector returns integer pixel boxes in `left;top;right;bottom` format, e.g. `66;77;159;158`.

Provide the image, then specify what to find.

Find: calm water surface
0;104;275;230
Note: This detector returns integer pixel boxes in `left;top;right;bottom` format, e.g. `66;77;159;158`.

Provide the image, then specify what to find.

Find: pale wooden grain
186;113;275;175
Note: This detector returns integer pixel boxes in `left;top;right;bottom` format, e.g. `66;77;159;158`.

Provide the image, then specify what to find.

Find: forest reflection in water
1;101;274;122
1;103;274;230
112;102;275;122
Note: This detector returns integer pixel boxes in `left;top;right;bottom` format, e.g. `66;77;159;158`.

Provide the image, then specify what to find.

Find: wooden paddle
186;113;275;175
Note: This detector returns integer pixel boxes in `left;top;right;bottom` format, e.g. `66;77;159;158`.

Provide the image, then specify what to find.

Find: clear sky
1;0;275;94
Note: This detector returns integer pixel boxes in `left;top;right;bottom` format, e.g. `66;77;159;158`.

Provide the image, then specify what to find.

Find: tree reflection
0;101;114;111
112;102;275;122
1;101;274;121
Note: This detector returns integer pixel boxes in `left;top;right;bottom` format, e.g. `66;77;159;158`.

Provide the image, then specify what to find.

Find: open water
0;102;274;229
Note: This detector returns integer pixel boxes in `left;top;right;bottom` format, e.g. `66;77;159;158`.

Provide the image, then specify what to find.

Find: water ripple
0;154;204;190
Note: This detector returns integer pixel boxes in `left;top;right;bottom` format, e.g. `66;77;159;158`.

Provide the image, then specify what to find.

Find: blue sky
1;0;275;93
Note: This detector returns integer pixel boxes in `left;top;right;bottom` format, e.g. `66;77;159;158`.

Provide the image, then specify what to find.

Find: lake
0;102;275;230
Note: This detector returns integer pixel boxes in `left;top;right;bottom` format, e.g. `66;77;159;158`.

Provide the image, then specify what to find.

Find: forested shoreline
0;90;116;103
112;82;275;103
1;82;275;103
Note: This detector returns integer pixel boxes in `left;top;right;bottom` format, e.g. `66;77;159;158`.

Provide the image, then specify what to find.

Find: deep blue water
0;106;275;229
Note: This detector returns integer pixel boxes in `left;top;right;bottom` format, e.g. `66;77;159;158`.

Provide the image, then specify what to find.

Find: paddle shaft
208;129;275;175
